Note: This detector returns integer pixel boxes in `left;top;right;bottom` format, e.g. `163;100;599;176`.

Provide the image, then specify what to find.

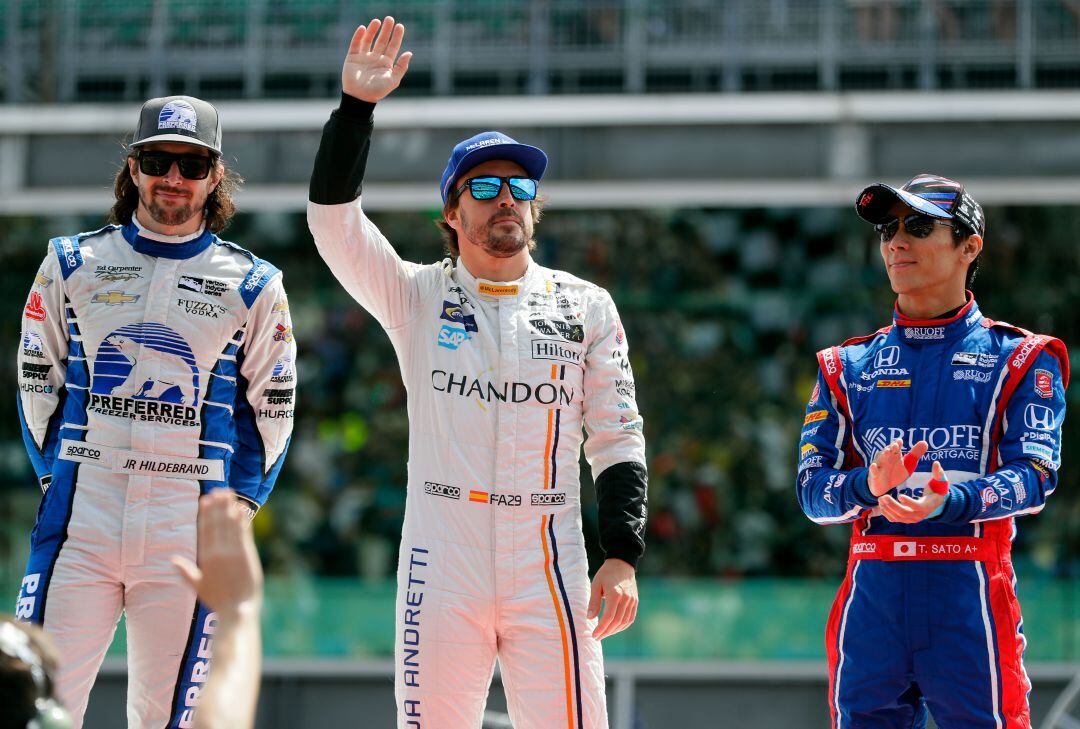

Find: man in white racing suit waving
15;95;296;728
308;17;648;729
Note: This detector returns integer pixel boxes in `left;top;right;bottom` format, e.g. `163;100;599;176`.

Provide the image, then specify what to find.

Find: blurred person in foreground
173;489;264;729
797;174;1068;727
14;95;296;727
0;617;72;729
308;17;648;728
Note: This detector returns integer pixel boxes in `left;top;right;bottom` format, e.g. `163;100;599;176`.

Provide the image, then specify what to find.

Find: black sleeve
308;93;377;205
595;461;648;567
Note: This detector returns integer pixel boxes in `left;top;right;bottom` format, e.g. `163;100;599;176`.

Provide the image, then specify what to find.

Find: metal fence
3;0;1080;102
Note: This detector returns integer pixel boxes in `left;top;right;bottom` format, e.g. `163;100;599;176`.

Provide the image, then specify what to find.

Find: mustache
488;211;523;226
151;184;191;198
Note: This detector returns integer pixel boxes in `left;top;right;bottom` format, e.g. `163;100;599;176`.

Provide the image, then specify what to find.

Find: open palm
342;17;412;103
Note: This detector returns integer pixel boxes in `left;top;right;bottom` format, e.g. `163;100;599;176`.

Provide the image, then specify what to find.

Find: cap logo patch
859;192;874;207
158;100;198;132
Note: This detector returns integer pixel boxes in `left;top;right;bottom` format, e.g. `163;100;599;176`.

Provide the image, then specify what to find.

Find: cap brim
855;183;954;224
442;143;548;200
131;133;220;154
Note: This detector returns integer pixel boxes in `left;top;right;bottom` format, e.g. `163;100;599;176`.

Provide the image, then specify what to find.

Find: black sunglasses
455;176;538;201
136;151;215;180
874;213;954;243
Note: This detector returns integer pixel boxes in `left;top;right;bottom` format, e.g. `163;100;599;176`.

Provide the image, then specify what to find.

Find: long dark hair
108;150;242;234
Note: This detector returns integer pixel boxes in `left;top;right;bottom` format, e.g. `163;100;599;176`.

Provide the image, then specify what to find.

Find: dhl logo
876;379;911;388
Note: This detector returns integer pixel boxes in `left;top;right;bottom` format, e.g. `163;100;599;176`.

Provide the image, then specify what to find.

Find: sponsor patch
478;283;518;296
1035;369;1053;399
1022;441;1054;460
94;265;142;282
876;379;911;388
804;410;828;425
951;351;998;368
92;291;140;306
531;492;567;506
953;369;991;383
424;481;461;500
34;272;52;288
22;332;45;358
439;301;478;332
178;275;228;297
273;323;293;343
904;327;945;340
261;388;294;405
532;339;582;365
1024;403;1055;431
177;298;227;318
20;363;51;381
157;99;198;131
437;325;469;350
801;443;818;457
874;346;900;369
24;292;46;321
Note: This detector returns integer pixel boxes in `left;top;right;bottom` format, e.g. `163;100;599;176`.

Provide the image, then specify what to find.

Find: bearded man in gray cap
14;95;296;728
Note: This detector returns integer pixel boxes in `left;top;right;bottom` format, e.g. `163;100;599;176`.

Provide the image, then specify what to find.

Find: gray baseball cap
131;95;222;154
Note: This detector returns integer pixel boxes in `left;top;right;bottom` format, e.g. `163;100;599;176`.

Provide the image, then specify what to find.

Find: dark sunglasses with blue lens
456;176;538;201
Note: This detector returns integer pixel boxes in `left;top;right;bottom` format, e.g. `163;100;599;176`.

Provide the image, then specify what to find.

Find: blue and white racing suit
14;220;295;728
798;295;1068;729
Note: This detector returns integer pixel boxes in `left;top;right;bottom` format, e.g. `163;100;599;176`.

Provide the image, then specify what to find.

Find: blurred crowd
1;204;1078;586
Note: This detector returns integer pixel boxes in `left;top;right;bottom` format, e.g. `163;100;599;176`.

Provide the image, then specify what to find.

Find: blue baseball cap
439;131;548;203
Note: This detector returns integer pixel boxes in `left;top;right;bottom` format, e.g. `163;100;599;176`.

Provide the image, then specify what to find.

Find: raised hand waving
342;17;412;103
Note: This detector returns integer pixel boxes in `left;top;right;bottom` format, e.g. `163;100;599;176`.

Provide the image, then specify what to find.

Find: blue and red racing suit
797;295;1068;729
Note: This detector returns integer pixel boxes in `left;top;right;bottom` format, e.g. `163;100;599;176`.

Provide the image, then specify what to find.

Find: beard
139;184;203;228
462;209;530;258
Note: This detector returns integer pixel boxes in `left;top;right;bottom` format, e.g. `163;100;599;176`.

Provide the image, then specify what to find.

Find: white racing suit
15;221;296;728
311;196;646;728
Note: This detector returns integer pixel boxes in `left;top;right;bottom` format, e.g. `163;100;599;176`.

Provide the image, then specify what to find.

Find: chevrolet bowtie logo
92;291;140;306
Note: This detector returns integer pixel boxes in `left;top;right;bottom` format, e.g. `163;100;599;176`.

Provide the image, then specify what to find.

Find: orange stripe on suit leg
540;515;576;729
543;408;554;490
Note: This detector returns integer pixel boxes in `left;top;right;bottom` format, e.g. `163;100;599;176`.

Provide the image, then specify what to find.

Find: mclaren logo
92;291;140;306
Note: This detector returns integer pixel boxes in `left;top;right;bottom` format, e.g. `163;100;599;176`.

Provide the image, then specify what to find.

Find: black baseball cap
131;95;222;155
855;173;985;237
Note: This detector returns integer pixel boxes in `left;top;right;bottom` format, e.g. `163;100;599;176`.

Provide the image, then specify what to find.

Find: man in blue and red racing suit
14;95;296;728
798;173;1068;728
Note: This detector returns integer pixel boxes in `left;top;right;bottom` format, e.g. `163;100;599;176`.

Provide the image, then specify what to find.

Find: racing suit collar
892;291;981;343
122;218;214;259
454;256;538;300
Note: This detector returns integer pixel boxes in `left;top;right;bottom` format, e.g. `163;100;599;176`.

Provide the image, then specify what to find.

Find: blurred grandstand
1;1;1080;727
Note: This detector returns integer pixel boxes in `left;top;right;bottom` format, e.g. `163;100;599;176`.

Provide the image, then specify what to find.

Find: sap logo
1024;404;1055;431
875;346;900;369
437;325;470;350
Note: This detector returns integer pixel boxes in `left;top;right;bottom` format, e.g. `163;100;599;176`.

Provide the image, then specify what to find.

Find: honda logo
1024;404;1055;431
875;346;900;369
